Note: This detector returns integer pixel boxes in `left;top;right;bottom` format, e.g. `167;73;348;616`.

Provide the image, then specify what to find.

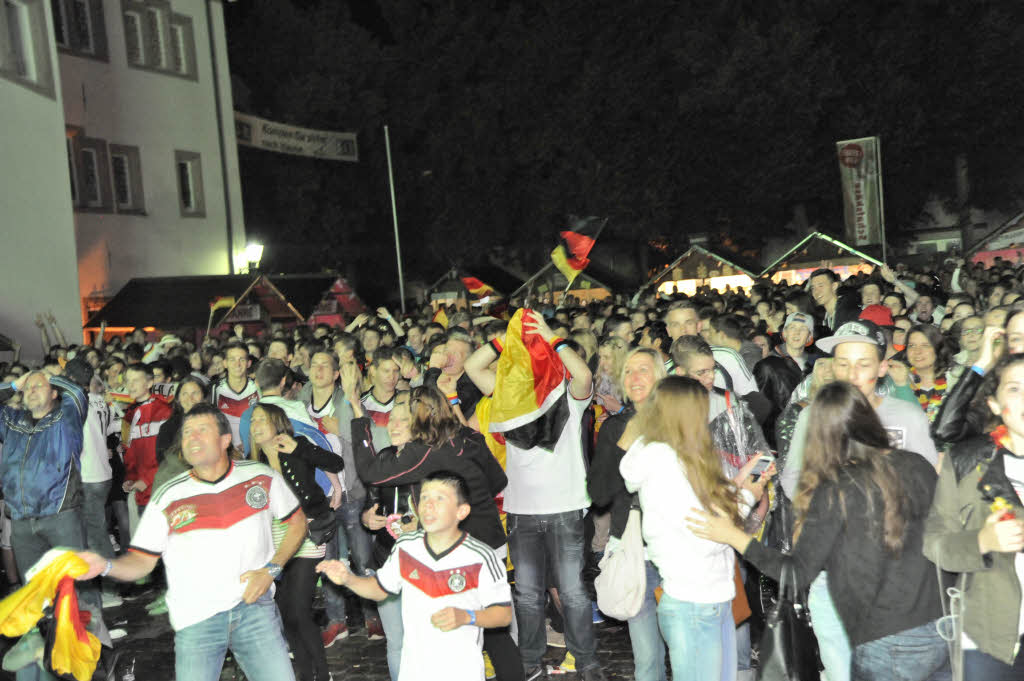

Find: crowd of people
2;253;1024;681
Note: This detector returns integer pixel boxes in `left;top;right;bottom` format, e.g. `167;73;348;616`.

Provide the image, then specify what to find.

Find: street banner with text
836;136;883;246
235;112;358;162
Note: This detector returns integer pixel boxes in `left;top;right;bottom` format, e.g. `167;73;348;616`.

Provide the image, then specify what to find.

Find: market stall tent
761;232;883;284
83;273;350;342
643;245;760;296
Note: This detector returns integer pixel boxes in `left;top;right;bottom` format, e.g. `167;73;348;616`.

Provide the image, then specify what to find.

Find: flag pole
384;125;407;314
876;137;888;265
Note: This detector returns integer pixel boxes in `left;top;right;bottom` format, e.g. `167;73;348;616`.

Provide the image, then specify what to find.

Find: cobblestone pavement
0;587;642;681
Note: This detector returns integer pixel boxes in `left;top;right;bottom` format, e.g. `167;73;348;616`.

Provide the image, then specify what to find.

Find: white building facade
1;0;246;359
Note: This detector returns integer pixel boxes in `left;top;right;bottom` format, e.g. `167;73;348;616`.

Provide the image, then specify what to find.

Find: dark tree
226;0;1024;300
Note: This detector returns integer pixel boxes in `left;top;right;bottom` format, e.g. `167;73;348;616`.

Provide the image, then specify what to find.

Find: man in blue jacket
0;370;109;653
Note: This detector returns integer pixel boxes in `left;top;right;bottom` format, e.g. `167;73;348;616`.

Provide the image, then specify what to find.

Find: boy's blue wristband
971;364;985;377
466;609;476;626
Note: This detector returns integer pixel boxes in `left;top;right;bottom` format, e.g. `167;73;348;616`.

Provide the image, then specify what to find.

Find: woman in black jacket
250;402;344;681
348;382;520;681
689;381;949;681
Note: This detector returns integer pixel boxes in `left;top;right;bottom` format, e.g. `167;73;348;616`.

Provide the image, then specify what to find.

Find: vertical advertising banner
836;136;883;246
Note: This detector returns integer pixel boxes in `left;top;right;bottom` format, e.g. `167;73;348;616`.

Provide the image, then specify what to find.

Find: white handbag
594;500;646;620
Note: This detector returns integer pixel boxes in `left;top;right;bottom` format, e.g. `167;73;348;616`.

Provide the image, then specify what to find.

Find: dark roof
84;273;339;329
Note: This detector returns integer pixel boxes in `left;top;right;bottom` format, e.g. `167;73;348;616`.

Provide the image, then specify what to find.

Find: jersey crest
398;549;481;599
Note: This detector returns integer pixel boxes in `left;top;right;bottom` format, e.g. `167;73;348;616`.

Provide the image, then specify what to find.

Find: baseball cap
816;320;886;354
783;312;815;334
858;304;894;328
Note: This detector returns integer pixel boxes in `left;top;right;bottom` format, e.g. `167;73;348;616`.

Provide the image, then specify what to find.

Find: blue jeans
174;594;295;681
376;589;403;681
325;494;374;622
81;481;112;558
852;620;950;681
657;593;736;681
508;510;598;671
627;560;667;681
964;644;1024;681
809;572;851;681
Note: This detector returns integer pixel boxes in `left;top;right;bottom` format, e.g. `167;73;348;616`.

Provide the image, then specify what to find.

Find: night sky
224;0;1024;302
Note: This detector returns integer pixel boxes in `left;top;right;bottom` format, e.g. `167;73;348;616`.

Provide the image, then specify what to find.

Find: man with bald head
0;369;109;648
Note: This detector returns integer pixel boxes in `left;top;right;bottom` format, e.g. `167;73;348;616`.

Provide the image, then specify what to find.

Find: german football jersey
376;530;511;681
130;460;300;630
360;390;395;429
212;378;260;446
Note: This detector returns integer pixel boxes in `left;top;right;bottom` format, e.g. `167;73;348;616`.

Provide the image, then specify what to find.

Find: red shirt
124;395;174;505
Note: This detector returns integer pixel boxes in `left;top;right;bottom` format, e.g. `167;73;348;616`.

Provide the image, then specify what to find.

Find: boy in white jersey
317;471;513;681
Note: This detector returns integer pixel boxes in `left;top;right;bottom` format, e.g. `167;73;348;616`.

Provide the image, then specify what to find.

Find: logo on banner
838;144;864;168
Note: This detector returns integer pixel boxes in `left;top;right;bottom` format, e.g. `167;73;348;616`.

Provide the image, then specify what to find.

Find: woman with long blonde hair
619;375;763;681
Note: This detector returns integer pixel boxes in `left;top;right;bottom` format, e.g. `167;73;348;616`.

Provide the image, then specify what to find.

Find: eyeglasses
960;328;984;336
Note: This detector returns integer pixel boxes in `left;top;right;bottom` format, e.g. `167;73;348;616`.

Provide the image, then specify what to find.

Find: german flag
431;307;449;329
209;296;235;311
550;230;596;286
461;277;496;298
487;309;569;451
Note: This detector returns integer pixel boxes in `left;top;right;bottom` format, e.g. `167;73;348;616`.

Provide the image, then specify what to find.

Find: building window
75;135;113;212
169;21;183;73
1;0;54;94
174;150;204;217
122;0;195;80
123;9;140;64
52;0;107;60
80;147;101;206
2;1;34;79
66;135;78;203
50;0;67;47
143;6;161;67
69;0;91;52
108;143;144;213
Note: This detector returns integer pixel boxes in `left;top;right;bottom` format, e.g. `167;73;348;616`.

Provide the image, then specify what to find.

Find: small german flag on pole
461;277;496;298
550;230;596;286
209;296;236;311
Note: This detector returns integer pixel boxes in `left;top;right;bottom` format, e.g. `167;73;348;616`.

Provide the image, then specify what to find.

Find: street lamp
245;243;264;273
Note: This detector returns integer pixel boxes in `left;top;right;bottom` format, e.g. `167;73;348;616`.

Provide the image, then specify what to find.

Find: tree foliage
226;0;1024;299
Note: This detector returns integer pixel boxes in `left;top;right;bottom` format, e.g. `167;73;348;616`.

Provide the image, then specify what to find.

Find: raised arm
465;342;500;397
46;311;67;348
524;312;592;400
377;307;405;339
35;315;50;356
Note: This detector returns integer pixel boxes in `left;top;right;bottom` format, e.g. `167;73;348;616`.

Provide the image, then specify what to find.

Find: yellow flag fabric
474;396;506;470
432;307;449;329
488;309;566;434
0;551;101;681
550;245;580;286
209;296;236;312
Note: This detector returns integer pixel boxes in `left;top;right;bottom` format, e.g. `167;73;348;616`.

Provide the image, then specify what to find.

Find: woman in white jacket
619;375;763;681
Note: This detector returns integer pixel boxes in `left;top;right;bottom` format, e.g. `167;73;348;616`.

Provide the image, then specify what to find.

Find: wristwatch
264;562;283;578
